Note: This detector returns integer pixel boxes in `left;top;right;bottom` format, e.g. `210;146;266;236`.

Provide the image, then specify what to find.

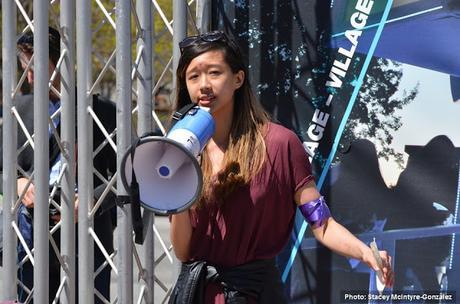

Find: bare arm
295;182;394;286
312;218;374;264
170;210;193;262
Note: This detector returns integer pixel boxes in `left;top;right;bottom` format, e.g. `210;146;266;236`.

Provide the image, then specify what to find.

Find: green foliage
342;56;419;168
0;1;175;98
152;0;174;87
90;0;174;96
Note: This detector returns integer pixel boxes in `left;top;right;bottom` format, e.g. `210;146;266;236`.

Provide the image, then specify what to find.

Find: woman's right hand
17;177;35;208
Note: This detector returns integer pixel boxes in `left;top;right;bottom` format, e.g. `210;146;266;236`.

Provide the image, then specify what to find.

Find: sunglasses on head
179;30;229;53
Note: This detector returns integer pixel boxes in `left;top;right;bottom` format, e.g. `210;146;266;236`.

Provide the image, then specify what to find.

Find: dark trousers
18;254;111;304
17;235;111;303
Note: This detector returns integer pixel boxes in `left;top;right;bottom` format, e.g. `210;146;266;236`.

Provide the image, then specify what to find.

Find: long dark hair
175;31;270;204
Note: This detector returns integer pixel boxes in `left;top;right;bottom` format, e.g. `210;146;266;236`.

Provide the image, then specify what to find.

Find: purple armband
298;196;331;228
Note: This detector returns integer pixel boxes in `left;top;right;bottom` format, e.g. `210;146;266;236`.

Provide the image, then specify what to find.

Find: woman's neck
210;106;233;149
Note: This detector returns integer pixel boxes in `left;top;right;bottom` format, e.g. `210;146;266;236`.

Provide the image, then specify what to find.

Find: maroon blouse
188;122;314;303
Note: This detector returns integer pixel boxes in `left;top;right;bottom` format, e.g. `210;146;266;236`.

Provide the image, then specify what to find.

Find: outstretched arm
295;182;394;287
312;217;393;286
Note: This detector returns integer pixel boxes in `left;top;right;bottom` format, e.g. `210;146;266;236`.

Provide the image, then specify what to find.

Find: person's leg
48;246;61;303
17;259;34;304
17;206;34;303
93;213;114;303
94;262;111;304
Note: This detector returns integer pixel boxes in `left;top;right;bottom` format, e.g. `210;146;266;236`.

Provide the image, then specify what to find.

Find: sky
377;64;460;187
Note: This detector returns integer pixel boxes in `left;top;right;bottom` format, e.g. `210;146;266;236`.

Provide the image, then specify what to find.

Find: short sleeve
285;130;314;193
265;123;314;195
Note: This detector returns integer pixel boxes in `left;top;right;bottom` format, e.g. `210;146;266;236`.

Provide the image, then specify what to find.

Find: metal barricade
1;0;211;303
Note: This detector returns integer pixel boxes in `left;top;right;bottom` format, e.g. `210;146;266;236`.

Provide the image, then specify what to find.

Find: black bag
169;261;207;304
169;259;287;304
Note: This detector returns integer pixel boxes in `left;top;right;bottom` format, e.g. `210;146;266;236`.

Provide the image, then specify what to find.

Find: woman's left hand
363;248;395;287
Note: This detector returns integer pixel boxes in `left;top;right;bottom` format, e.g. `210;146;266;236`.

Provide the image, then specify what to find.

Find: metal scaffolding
1;0;211;303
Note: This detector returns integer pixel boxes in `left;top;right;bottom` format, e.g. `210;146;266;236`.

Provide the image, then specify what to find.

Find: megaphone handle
172;103;197;123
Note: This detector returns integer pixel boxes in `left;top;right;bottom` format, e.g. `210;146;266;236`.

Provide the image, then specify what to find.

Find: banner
214;0;460;302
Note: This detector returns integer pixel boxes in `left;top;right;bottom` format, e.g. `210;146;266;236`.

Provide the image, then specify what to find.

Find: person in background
154;85;172;131
168;30;394;303
15;27;116;303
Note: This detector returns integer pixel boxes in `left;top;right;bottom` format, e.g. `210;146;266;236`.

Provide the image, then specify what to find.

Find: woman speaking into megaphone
169;30;394;304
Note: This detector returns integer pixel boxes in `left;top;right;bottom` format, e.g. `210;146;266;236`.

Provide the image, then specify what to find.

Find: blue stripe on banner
331;6;443;38
281;0;395;283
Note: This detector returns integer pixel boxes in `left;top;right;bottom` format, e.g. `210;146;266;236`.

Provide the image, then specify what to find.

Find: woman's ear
234;70;245;89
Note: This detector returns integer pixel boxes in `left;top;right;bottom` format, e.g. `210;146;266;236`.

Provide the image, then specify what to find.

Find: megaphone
121;105;215;215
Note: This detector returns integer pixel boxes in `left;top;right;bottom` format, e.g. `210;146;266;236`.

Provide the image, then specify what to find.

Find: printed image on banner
213;0;460;303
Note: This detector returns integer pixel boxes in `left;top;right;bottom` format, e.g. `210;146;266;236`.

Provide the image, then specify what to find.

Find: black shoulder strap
171;103;197;126
129;137;144;245
116;136;146;245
